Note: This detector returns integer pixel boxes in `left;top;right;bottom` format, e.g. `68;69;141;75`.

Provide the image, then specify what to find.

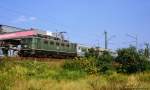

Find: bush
96;51;114;74
63;52;115;75
63;57;98;75
115;46;150;73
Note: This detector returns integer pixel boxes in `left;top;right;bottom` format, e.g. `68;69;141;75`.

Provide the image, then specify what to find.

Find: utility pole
104;31;108;49
104;30;116;49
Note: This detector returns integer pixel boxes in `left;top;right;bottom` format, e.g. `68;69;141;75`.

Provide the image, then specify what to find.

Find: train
0;25;89;58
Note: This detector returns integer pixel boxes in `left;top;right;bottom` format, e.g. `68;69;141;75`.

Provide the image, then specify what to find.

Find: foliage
0;58;150;90
63;51;114;74
63;57;98;74
0;58;87;89
96;51;114;74
67;46;150;74
115;46;150;73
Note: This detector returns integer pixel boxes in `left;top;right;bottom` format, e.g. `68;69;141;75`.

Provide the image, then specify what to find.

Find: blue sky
0;0;150;50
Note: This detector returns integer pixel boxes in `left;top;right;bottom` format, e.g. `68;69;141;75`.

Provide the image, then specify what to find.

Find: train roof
0;25;72;43
0;29;70;42
0;30;37;40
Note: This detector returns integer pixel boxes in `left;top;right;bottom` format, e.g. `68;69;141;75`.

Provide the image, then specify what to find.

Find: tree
115;46;149;73
96;51;114;74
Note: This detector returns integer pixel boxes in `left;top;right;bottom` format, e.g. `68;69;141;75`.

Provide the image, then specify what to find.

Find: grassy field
0;57;150;90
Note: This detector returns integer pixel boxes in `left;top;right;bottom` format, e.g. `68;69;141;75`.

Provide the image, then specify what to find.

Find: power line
126;34;138;49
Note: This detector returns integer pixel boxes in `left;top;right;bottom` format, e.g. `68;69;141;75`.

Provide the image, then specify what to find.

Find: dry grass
12;79;90;90
11;73;150;90
0;58;150;90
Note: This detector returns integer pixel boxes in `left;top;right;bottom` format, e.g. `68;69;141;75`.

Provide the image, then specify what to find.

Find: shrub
115;46;150;73
96;51;114;74
63;57;98;75
63;52;115;75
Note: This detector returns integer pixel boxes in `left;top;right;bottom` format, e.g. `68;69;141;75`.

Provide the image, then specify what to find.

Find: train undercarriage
19;49;77;58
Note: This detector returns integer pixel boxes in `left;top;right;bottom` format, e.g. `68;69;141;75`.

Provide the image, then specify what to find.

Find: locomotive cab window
50;41;54;45
71;44;74;48
66;44;70;47
56;42;59;46
61;43;65;46
44;39;48;44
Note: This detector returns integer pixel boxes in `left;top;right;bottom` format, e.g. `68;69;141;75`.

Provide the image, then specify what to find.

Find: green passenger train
19;36;77;58
0;29;77;58
0;25;90;58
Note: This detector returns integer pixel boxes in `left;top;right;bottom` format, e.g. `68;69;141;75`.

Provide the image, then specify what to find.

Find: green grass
0;58;150;90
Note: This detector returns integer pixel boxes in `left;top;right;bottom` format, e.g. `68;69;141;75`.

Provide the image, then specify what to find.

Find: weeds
0;57;150;90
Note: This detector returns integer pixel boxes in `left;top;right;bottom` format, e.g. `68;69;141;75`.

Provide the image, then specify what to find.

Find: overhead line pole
104;30;116;49
104;31;108;49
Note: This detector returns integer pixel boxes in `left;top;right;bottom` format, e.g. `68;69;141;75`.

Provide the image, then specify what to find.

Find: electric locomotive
0;25;77;58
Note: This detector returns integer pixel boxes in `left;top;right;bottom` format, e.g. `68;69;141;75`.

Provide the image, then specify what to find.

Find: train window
61;43;65;46
44;39;48;44
56;42;59;46
72;44;74;47
50;41;54;45
70;44;73;48
66;44;70;47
